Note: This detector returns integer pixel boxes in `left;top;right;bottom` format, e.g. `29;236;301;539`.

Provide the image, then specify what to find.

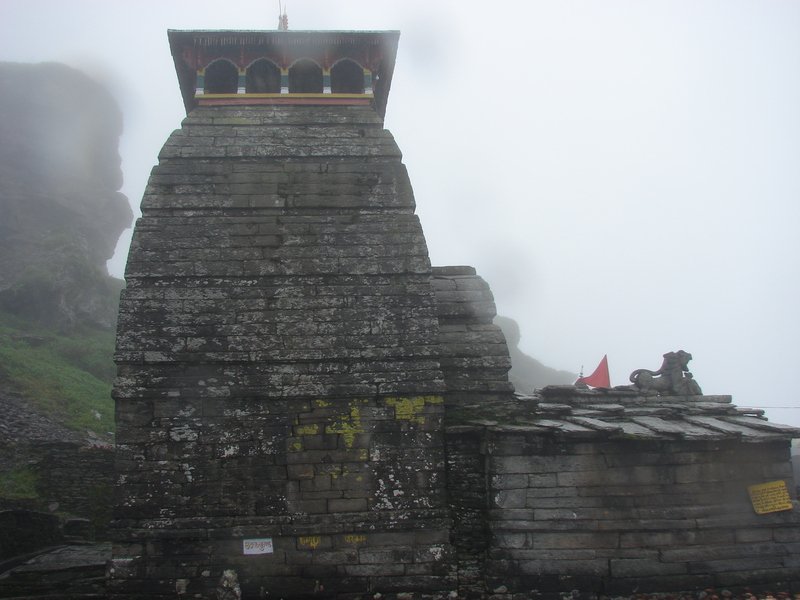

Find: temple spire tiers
111;25;458;599
111;101;456;598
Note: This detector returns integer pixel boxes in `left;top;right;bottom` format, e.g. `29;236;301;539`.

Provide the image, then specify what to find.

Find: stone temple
111;29;800;599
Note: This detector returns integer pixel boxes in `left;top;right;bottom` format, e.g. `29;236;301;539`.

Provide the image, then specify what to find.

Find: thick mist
2;0;798;425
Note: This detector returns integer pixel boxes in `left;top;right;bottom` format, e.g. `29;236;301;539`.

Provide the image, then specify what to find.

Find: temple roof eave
168;29;400;118
446;387;800;443
167;29;401;50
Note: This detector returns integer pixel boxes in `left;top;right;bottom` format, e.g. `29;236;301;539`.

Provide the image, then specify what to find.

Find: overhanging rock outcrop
0;62;131;330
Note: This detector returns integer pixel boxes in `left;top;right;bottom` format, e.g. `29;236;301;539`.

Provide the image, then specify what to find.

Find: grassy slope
0;308;115;438
0;467;39;499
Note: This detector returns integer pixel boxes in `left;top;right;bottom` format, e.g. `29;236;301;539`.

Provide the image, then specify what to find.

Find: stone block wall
34;442;114;537
430;266;513;419
484;429;800;595
112;106;456;599
445;426;490;599
432;266;514;598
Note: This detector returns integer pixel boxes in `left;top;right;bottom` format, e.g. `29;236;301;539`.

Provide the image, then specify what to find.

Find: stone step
0;543;108;599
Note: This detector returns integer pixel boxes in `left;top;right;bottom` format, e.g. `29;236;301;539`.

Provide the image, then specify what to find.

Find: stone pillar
280;68;289;94
323;68;331;94
195;69;205;96
364;69;373;95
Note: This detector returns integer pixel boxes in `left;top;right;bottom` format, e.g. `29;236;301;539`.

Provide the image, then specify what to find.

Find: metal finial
278;1;288;31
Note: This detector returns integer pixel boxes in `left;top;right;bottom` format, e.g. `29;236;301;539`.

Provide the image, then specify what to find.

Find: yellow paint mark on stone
331;467;364;482
298;536;322;549
326;402;364;448
344;534;367;545
385;395;443;425
296;424;319;436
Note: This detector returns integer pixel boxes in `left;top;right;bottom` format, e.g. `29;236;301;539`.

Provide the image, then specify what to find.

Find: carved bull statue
629;350;703;396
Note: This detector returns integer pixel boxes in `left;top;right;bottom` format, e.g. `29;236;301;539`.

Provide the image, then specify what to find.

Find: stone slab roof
457;386;800;442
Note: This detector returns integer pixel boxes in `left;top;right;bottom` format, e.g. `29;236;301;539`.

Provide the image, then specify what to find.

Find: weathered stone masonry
112;104;455;598
470;389;800;595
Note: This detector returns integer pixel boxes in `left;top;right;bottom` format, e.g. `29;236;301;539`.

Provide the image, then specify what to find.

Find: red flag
576;355;610;388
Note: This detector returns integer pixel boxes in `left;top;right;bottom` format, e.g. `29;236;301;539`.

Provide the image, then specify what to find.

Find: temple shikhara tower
111;28;506;599
112;26;800;600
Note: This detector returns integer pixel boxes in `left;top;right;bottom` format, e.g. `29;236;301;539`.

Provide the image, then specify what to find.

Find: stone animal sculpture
629;350;703;395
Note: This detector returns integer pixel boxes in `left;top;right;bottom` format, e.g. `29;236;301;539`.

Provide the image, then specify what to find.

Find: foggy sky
2;1;799;426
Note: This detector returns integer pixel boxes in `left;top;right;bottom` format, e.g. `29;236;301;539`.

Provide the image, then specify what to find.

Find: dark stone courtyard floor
0;543;795;600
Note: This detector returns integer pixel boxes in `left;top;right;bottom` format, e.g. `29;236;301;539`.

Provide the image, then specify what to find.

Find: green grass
0;309;115;438
0;467;39;499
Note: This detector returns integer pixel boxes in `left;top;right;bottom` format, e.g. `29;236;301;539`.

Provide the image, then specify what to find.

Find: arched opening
246;59;281;94
288;59;323;93
204;59;238;94
331;59;364;94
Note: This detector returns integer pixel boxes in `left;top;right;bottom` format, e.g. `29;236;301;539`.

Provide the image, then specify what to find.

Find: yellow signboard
748;480;793;515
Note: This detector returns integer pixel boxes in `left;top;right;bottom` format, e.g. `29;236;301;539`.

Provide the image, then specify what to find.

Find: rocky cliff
0;63;127;542
0;62;132;330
